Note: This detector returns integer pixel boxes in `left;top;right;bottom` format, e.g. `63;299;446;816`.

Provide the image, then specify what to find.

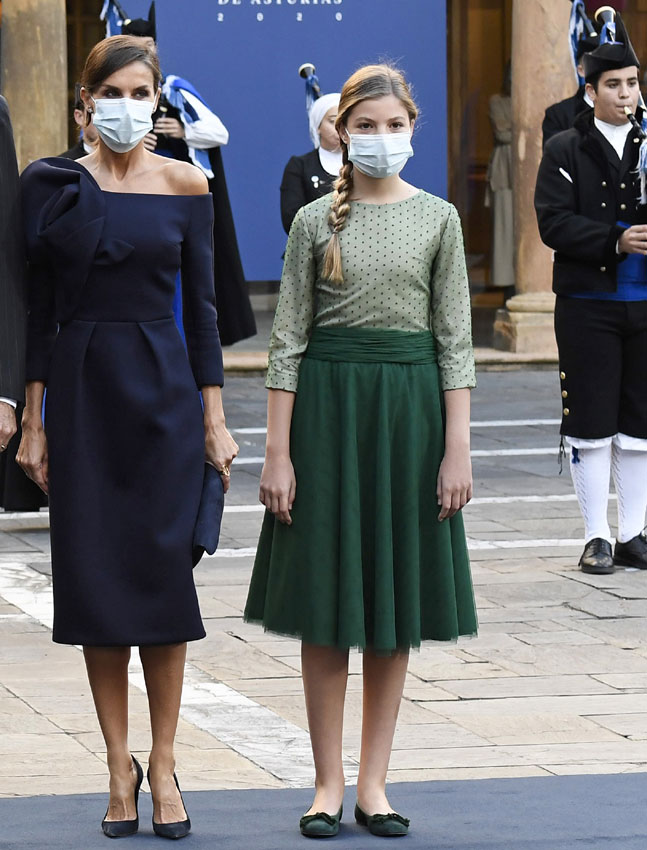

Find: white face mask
347;132;413;178
91;96;155;153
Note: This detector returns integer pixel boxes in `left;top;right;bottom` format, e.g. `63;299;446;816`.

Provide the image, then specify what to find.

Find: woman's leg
83;646;138;821
356;649;409;813
139;642;187;824
301;642;349;815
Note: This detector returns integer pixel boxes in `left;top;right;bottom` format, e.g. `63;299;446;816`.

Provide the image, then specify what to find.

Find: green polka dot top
266;191;476;392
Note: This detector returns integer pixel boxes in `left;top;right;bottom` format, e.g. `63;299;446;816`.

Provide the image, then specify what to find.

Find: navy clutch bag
192;463;225;567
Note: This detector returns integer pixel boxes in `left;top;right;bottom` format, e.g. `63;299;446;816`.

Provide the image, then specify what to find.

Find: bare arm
259;389;297;524
202;385;239;493
437;387;472;521
16;380;48;493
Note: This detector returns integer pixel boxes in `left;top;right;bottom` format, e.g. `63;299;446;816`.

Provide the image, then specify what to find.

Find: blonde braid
322;154;354;284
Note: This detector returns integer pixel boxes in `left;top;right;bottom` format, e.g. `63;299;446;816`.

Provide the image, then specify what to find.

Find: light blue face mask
347;132;414;178
91;96;155;153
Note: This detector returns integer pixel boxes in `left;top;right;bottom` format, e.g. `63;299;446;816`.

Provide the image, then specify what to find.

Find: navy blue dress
21;157;224;646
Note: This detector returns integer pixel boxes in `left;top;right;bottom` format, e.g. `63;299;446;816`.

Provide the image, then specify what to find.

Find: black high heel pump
147;768;191;840
101;755;143;839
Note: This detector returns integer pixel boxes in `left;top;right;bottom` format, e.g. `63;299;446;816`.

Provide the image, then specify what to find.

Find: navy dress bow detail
21;158;134;322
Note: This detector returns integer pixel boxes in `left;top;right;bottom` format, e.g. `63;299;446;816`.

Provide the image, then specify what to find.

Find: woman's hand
259;454;296;525
436;445;472;521
205;423;239;494
16;425;49;494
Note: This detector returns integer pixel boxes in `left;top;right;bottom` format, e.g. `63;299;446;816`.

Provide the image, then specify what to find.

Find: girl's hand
259;454;296;525
436;446;472;521
16;426;49;494
205;423;239;493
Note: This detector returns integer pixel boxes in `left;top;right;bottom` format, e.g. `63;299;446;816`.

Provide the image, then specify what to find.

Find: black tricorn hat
583;10;639;81
122;2;156;40
576;31;599;63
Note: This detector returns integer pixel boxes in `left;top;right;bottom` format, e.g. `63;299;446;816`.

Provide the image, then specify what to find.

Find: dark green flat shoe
355;803;409;837
299;805;343;838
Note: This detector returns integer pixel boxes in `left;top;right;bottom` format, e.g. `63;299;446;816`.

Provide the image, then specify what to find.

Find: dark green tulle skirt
244;327;477;652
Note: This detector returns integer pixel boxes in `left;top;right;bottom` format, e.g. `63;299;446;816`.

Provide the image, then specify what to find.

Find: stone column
1;0;67;171
493;0;574;354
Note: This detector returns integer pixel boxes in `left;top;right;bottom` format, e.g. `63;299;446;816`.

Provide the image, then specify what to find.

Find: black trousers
554;296;647;439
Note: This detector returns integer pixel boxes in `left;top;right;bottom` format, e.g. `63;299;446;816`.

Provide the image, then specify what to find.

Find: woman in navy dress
17;36;238;840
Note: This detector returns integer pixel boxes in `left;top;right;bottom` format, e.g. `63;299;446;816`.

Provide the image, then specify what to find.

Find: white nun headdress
308;92;341;148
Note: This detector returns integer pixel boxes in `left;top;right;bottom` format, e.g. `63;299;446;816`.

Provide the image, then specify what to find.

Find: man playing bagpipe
536;8;647;575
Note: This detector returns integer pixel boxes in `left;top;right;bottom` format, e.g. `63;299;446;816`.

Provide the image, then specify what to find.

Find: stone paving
1;369;646;799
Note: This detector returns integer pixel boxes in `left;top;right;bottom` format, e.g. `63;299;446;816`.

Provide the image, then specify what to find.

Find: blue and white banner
100;0;125;37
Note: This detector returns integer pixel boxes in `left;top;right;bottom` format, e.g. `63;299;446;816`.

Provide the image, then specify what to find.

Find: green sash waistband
304;327;437;364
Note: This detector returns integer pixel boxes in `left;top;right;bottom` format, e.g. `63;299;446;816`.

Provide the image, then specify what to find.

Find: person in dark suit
280;92;342;233
0;96;28;507
59;84;99;160
535;13;647;576
542;13;599;147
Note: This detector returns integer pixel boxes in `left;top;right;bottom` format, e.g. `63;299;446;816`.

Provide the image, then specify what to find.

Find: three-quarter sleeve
266;207;316;392
25;261;57;383
181;195;224;388
430;204;476;390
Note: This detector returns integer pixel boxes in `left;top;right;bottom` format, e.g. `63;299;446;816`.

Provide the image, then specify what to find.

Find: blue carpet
1;774;646;848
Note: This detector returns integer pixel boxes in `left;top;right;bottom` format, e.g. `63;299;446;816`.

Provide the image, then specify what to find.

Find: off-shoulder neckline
39;157;212;199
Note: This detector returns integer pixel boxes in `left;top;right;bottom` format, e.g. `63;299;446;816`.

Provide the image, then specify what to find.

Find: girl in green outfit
244;64;477;838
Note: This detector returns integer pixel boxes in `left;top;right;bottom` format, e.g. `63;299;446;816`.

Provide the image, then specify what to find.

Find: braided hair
322;64;418;284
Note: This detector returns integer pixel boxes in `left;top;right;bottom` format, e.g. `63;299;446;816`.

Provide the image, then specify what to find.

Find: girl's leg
139;642;188;824
301;642;349;815
83;646;138;821
356;649;409;814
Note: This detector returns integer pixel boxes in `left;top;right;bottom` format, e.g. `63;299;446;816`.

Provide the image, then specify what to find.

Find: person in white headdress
280;92;342;233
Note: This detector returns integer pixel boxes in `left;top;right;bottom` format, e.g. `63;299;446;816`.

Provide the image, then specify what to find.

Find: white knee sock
569;443;612;543
611;444;647;543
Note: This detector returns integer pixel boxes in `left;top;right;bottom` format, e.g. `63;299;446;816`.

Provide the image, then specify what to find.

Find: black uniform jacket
280;149;336;234
153;94;256;346
535;108;643;296
542;88;588;148
58;141;86;161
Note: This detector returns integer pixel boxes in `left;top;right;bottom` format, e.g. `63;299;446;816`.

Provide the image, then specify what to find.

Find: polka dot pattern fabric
266;191;476;392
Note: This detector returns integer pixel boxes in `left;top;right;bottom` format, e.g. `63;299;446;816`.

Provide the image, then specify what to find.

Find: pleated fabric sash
304;327;437;364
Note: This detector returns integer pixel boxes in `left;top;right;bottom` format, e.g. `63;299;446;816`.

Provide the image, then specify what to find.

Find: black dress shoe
579;538;614;574
614;531;647;569
101;755;143;838
148;769;191;840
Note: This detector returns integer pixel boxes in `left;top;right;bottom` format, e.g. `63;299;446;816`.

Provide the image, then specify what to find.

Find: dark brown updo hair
80;35;161;97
